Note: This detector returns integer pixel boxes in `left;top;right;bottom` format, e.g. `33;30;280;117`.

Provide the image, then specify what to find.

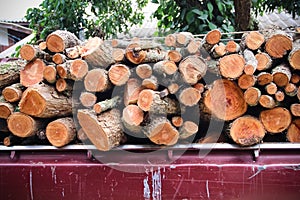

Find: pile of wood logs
0;28;300;150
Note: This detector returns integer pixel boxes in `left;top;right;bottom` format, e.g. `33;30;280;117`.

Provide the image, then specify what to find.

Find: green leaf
186;10;195;25
208;22;217;30
191;8;202;16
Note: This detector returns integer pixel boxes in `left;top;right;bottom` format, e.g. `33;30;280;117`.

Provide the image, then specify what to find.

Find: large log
265;30;293;58
81;37;114;68
20;58;46;87
230;116;265;146
260;107;291;134
219;54;245;79
77;109;124;151
7;112;46;137
242;31;265;50
108;64;131;86
46;30;80;53
203;79;247;121
46;117;76;147
19;83;72;118
288;42;300;70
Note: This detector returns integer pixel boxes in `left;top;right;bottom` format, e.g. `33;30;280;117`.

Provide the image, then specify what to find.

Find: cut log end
245;31;265;50
108;64;131;86
287;119;300;143
219;54;245;79
20;59;46;87
179;87;201;106
2;83;23;102
46;117;76;147
230;116;265;146
260;107;291;134
7;112;36;137
43;65;57;84
265;33;292;58
244;87;261;106
179;55;207;84
205;29;221;45
179;121;199;139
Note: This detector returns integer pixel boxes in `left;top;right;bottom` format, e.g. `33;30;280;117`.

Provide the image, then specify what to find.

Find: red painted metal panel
0;149;300;200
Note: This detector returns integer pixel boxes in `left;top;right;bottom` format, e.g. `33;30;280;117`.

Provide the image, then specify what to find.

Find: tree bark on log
81;37;114;68
19;83;72;118
46;30;80;53
93;96;121;114
143;116;179;146
46;117;76;147
230;116;265;146
77;109;124;151
243;49;257;75
0;60;24;88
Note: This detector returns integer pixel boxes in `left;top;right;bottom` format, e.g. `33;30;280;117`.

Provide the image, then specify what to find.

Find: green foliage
152;0;235;35
25;0;148;41
252;0;300;17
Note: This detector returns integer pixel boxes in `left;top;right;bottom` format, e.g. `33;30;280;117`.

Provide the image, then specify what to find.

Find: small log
289;42;300;70
0;60;24;88
265;82;277;95
38;41;47;51
153;60;177;76
243;49;258;75
20;58;46;87
0;100;14;119
20;44;51;61
81;37;114;68
291;103;300;117
167;83;180;94
137;89;180;114
43;65;57;84
260;107;291;134
287;119;300;142
219;54;245;79
52;53;66;64
143;116;179;146
136;64;152;79
237;74;256;90
46;117;76;147
186;39;201;54
291;73;300;84
242;31;265;50
275;90;285;102
3;134;23;147
172;116;183;128
165;34;177;47
19;83;72;118
179;121;199;139
46;30;80;53
77;109;124;151
230;116;265;146
142;75;159;90
257;72;273;86
2;83;23;102
125;43;166;64
244;87;261;106
57;59;89;81
211;43;226;58
203;79;247;120
193;83;205;94
179;55;207;85
79;92;97;108
168;50;182;63
272;64;291;87
108;64;131;86
178;87;201;106
55;78;73;93
255;52;272;71
176;32;194;47
77;128;88;142
65;46;82;59
259;94;276;109
93;96;121;114
204;29;221;45
84;68;111;92
124;78;143;106
112;48;125;63
7;112;46;137
122;104;144;134
265;30;293;58
285;83;297;97
225;40;240;53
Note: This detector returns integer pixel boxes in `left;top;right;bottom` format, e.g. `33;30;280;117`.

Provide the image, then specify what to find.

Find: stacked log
1;27;300;150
